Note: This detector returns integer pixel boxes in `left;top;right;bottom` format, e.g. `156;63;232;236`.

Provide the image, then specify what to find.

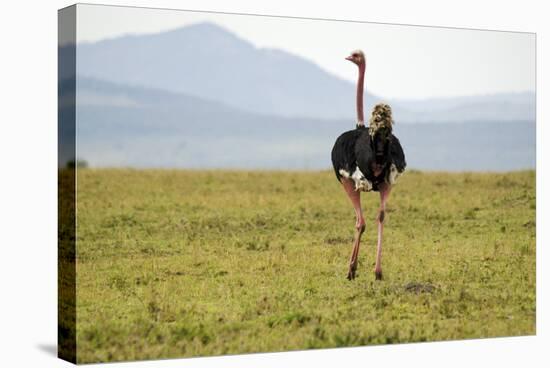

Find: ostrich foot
374;270;383;281
347;263;357;280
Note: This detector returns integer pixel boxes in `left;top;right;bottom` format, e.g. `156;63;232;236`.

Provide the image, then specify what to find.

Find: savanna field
71;169;535;363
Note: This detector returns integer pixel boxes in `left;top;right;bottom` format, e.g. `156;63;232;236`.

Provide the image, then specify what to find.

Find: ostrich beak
345;55;353;61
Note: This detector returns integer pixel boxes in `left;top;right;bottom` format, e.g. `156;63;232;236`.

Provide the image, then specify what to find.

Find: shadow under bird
331;50;406;281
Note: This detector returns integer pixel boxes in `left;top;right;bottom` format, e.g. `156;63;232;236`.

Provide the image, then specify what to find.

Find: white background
0;0;547;367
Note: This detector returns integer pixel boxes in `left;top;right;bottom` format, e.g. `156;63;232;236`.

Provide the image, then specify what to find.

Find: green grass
74;169;535;363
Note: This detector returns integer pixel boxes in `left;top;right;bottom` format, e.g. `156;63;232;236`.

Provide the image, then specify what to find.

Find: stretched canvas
58;3;536;364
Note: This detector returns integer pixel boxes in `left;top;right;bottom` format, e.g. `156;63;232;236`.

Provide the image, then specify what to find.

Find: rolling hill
59;77;535;171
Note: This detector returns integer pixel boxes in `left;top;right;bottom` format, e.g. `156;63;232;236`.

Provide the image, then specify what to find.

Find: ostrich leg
342;179;366;280
374;183;391;280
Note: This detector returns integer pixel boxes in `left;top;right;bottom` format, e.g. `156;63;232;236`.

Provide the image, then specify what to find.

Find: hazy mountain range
58;22;536;170
72;22;535;123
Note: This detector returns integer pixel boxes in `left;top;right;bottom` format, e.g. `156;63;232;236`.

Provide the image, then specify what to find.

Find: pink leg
341;178;366;280
374;183;391;280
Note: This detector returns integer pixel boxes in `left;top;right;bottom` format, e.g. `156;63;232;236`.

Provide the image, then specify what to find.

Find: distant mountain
74;22;377;120
63;77;535;171
68;22;535;123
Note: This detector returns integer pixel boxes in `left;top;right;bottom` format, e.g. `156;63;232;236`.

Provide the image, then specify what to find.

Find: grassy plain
75;169;535;363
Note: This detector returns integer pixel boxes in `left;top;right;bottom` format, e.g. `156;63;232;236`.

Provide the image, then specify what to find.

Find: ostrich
331;50;406;281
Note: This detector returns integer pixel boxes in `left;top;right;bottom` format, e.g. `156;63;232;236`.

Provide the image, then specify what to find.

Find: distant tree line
66;159;88;169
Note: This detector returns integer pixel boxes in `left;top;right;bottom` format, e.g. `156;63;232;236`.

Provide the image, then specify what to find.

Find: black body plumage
331;125;406;192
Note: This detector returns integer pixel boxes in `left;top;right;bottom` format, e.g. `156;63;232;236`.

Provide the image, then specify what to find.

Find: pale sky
74;3;535;100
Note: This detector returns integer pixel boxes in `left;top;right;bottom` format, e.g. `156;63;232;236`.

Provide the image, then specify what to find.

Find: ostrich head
369;103;394;163
345;50;365;66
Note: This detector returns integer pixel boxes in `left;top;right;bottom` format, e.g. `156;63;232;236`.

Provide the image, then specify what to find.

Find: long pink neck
356;64;366;125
